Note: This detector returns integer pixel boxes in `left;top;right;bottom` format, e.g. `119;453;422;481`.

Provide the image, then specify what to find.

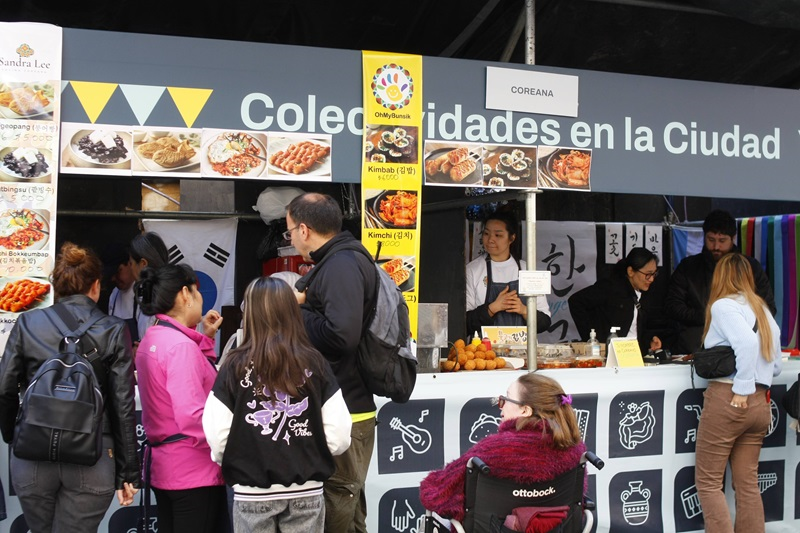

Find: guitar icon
389;416;432;454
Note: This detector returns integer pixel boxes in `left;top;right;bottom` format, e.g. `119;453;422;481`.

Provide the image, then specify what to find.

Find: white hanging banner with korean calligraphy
536;221;596;344
625;224;644;255
605;223;623;264
645;225;664;260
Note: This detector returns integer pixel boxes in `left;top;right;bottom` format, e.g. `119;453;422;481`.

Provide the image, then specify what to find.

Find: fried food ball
458;353;467;366
485;350;496;360
475;350;486;360
454;339;466;350
442;360;456;372
464;360;476;371
466;351;476;360
495;357;506;369
476;343;486;352
485;360;497;370
475;359;486;370
465;344;476;353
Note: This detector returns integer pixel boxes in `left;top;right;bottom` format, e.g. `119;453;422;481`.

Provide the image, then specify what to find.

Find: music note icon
390;445;404;462
419;409;429;423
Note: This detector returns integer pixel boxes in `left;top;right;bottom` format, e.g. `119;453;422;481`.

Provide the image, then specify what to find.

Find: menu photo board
361;52;423;337
0;22;62;350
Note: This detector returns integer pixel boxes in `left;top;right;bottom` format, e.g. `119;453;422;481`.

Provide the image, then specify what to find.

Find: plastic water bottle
607;326;620;353
588;329;601;358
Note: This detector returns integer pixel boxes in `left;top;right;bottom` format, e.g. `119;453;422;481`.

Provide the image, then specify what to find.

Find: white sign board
519;270;552;296
485;66;579;117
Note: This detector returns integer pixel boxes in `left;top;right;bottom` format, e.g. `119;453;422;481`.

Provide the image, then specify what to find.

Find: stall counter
1;364;799;532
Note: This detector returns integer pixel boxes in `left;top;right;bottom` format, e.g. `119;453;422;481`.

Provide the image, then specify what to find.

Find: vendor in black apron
106;247;140;344
465;211;552;337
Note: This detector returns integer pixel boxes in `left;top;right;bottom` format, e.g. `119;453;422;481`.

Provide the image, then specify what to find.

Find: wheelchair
424;451;605;533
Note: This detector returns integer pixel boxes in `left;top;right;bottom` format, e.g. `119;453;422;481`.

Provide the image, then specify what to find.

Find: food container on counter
571;341;607;358
538;354;576;369
571;355;605;368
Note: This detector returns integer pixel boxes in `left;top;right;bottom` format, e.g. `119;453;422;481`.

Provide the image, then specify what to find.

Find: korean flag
142;218;237;314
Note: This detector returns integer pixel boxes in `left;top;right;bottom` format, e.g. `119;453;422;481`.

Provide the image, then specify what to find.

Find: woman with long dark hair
203;277;351;532
569;247;664;354
135;263;226;533
0;242;140;532
695;253;781;532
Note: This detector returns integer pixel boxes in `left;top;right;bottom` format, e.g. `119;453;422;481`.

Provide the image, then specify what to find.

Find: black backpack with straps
13;303;107;466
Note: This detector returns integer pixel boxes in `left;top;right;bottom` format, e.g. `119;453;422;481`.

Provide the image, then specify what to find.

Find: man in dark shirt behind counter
665;209;776;354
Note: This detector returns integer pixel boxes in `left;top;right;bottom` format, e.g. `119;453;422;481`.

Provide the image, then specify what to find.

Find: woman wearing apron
466;212;551;337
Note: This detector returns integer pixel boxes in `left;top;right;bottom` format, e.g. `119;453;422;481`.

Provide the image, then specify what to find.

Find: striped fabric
738;215;799;349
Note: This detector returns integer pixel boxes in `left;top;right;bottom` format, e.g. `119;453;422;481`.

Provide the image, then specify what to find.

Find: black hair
624;247;659;270
483;211;519;239
286;192;343;236
136;263;198;316
702;209;736;237
130;232;169;268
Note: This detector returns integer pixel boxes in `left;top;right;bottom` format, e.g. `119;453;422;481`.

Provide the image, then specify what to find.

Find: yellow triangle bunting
167;87;213;128
70;81;119;123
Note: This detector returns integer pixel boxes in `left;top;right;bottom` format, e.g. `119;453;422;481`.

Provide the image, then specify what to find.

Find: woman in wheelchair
419;373;586;529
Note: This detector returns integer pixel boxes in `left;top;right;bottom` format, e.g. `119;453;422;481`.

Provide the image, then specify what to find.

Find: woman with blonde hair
419;373;585;523
203;276;351;532
695;253;782;533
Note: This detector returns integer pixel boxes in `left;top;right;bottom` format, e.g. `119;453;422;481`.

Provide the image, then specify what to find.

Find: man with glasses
666;209;775;355
285;192;378;533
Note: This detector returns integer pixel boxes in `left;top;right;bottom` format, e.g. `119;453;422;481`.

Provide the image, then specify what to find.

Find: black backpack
297;240;417;403
13;304;106;466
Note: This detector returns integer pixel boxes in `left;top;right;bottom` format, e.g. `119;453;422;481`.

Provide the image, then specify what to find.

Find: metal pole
525;0;538;372
525;0;535;66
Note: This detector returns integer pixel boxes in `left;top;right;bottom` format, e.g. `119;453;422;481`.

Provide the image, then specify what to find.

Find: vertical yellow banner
361;52;422;337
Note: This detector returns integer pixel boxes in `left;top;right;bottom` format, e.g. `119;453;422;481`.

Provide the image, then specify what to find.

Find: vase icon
621;480;651;526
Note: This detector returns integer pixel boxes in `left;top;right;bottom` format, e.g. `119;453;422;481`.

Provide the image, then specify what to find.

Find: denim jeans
324;417;376;533
695;381;770;533
10;435;115;533
234;494;324;533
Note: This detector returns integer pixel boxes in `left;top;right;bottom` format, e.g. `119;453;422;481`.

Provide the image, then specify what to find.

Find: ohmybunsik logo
513;486;556;498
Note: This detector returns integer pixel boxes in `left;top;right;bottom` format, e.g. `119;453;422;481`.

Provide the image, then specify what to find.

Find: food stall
0;22;800;532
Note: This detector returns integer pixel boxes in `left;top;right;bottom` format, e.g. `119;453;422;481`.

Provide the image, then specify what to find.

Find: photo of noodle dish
0;82;54;119
202;131;266;177
0;277;52;314
0;209;49;251
538;147;592;190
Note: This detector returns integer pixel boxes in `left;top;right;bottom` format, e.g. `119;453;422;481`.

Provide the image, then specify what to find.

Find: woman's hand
489;286;521;317
731;393;749;409
202;310;223;338
649;336;662;352
116;482;139;506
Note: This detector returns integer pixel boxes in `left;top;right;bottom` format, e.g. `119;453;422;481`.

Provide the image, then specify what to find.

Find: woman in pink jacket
135;263;226;533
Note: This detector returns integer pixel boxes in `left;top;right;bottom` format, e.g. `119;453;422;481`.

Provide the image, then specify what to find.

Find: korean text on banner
361;52;423;337
0;22;62;355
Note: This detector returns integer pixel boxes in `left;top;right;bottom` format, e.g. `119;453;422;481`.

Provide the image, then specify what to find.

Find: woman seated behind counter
568;247;663;355
466;211;551;336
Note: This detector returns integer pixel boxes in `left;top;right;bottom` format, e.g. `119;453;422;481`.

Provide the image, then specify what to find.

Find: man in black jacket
665;209;776;354
287;192;377;533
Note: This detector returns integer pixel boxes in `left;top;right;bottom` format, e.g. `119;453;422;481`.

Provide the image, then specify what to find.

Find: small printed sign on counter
518;270;551;296
606;337;644;367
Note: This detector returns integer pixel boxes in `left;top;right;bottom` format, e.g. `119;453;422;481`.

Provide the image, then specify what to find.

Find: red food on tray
0;279;50;312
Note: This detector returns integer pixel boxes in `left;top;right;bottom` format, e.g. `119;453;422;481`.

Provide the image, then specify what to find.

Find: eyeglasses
282;226;299;241
636;269;658;281
491;395;525;409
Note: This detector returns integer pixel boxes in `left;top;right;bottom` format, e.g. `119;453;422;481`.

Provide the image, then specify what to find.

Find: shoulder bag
691;321;757;384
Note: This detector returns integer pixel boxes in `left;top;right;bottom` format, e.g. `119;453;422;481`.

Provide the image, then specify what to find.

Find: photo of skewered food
269;137;331;176
537;147;592;190
377;256;415;292
0;278;51;313
423;143;483;186
364;125;417;164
